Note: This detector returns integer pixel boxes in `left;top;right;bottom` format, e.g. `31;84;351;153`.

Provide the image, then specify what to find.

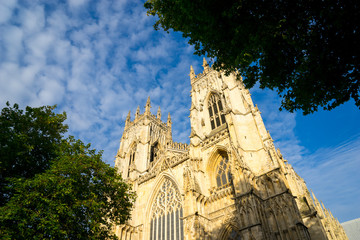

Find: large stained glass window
150;179;184;240
208;94;226;130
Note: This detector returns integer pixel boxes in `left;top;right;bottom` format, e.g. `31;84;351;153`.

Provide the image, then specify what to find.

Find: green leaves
0;103;68;205
145;0;360;114
0;103;135;239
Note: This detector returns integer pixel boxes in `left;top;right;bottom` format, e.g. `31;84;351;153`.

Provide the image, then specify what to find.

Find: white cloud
2;26;23;62
26;32;54;62
19;5;45;33
37;76;65;106
293;134;360;222
68;0;88;9
0;0;16;24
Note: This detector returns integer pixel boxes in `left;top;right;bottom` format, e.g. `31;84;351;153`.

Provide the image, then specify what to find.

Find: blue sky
1;0;359;223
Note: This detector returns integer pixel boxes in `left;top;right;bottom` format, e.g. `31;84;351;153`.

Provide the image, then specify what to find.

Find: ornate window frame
207;146;233;191
215;153;232;188
207;93;226;130
149;178;184;240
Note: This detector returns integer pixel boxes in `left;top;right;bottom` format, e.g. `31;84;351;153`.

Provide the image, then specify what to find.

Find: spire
135;106;140;120
125;110;131;128
203;57;209;73
145;96;151;115
157;106;161;119
190;65;195;80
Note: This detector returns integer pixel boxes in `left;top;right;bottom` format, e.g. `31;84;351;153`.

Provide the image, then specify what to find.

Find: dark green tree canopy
145;0;360;114
0;102;68;204
0;103;135;239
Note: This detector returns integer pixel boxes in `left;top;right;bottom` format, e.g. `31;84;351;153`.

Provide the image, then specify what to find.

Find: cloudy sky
1;0;359;223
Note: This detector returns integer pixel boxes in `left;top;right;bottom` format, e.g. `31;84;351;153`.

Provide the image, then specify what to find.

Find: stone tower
114;60;348;240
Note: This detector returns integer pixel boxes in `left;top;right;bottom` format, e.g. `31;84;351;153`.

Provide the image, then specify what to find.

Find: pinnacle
203;57;208;66
167;112;171;122
145;96;151;115
157;106;161;119
189;65;196;80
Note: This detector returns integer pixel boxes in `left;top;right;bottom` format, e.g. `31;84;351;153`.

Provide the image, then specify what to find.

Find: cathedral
114;60;348;240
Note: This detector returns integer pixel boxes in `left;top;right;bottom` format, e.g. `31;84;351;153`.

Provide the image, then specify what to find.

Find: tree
0;103;135;239
145;0;360;114
0;102;68;205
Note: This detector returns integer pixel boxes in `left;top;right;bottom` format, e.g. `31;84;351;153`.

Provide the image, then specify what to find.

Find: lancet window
128;145;136;177
216;154;232;188
150;142;159;163
150;179;184;240
208;94;226;130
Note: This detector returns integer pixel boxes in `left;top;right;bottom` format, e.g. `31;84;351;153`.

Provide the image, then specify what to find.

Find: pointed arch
218;223;242;240
127;140;138;160
207;145;232;189
150;141;160;163
203;89;223;107
146;174;184;240
207;145;229;172
127;141;138;177
206;92;226;130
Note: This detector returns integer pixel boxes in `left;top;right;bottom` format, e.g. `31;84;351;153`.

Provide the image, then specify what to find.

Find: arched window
150;142;159;163
216;154;232;188
150;179;184;240
128;145;136;177
208;94;226;130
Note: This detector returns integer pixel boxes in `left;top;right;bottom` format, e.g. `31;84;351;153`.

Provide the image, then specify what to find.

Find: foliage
0;102;68;205
145;0;360;114
0;103;135;239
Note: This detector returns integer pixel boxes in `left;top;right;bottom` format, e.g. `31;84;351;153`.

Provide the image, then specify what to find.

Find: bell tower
115;97;173;180
189;58;273;175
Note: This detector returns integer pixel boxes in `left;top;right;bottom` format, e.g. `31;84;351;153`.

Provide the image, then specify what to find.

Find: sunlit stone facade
114;60;348;240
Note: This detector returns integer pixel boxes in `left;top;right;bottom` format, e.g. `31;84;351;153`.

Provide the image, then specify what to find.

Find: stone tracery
215;154;232;188
150;179;184;240
208;93;226;130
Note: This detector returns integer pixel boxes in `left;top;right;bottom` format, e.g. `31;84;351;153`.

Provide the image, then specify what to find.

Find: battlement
166;140;189;151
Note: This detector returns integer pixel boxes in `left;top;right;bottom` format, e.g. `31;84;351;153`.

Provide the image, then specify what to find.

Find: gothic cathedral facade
114;60;348;240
